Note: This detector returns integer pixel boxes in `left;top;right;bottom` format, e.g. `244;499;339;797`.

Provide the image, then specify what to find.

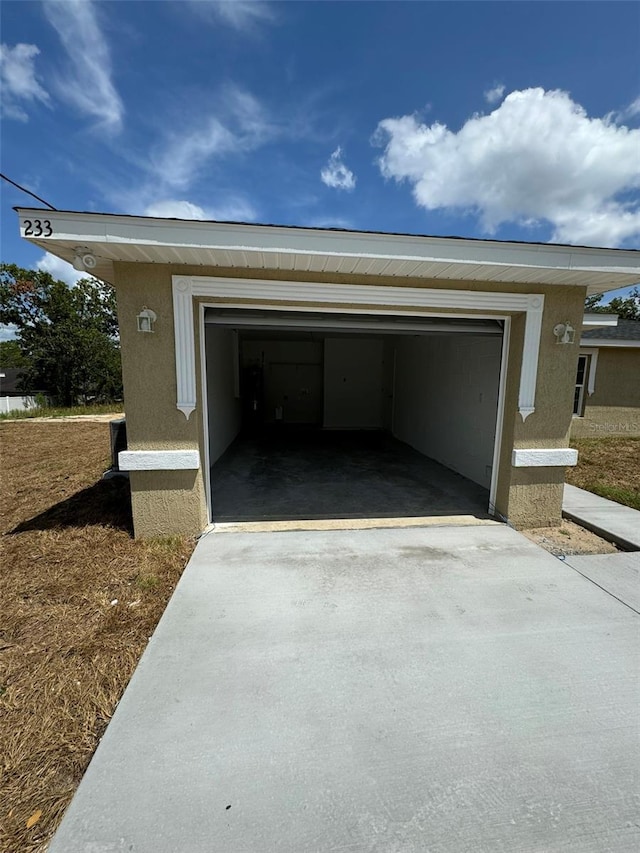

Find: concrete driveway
50;525;639;853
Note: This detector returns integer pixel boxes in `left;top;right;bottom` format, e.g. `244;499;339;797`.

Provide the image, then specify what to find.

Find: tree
0;264;122;406
585;287;640;320
0;339;29;367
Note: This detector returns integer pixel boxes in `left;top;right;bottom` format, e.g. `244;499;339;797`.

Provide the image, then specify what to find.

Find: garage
203;309;505;523
18;209;640;536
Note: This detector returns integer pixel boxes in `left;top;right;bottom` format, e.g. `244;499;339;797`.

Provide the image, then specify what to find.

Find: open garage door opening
203;309;505;524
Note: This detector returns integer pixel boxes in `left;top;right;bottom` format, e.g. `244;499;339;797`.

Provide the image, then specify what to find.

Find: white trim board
582;313;618;327
490;316;510;514
173;275;544;421
579;348;599;396
199;303;213;524
118;450;200;470
512;448;578;467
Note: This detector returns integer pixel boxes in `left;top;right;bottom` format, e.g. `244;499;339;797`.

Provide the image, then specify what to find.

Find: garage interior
204;310;504;523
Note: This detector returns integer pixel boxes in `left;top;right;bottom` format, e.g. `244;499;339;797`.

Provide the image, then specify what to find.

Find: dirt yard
0;420;194;853
522;519;619;557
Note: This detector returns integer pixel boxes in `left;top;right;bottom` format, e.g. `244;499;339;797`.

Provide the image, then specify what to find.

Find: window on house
573;354;589;416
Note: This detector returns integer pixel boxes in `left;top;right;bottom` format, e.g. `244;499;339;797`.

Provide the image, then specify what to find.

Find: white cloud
375;87;640;247
321;147;356;191
43;0;123;131
144;198;258;221
484;83;505;105
151;86;275;189
144;200;209;219
36;252;87;286
306;216;355;230
187;1;274;32
615;95;640;123
153;120;237;189
0;43;50;120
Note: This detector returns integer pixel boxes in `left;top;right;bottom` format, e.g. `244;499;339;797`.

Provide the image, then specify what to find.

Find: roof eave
15;208;640;294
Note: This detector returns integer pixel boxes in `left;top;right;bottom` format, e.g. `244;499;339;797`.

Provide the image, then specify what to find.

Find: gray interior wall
241;339;323;424
241;339;323;368
392;334;502;488
323;337;385;429
206;327;241;465
381;339;396;430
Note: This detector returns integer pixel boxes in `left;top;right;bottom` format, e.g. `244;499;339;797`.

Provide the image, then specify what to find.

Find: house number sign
22;219;53;237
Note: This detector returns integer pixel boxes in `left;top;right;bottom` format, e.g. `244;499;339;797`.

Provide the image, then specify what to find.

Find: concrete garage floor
211;430;490;522
49;525;639;853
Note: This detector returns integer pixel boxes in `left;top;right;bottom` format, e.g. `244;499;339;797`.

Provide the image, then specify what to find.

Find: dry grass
568;435;640;511
0;422;194;853
0;403;124;421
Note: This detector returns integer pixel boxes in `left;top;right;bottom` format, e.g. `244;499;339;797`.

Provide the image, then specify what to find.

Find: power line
1;173;57;210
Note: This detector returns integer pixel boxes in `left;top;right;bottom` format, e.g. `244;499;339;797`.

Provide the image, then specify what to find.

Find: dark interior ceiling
205;308;503;338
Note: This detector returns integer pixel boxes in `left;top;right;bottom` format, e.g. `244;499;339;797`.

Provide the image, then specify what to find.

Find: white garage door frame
174;275;542;522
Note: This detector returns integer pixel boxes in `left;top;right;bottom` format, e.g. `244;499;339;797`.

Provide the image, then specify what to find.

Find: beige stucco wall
113;266;208;538
493;287;587;528
113;261;587;536
571;347;640;438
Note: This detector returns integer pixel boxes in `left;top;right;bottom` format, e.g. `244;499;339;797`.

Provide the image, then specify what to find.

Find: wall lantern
137;307;157;333
72;246;97;272
553;321;575;345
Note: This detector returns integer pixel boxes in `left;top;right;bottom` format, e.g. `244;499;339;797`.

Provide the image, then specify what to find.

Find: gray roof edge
581;319;640;341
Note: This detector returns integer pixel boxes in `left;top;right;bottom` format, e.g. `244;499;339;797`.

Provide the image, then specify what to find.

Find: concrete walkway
563;483;640;551
562;552;640;612
49;524;639;853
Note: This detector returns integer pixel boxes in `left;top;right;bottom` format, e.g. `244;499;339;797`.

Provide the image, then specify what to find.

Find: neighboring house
16;208;640;537
0;367;47;415
572;318;640;438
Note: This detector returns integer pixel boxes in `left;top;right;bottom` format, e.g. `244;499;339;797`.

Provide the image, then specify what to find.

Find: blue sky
1;0;639;301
